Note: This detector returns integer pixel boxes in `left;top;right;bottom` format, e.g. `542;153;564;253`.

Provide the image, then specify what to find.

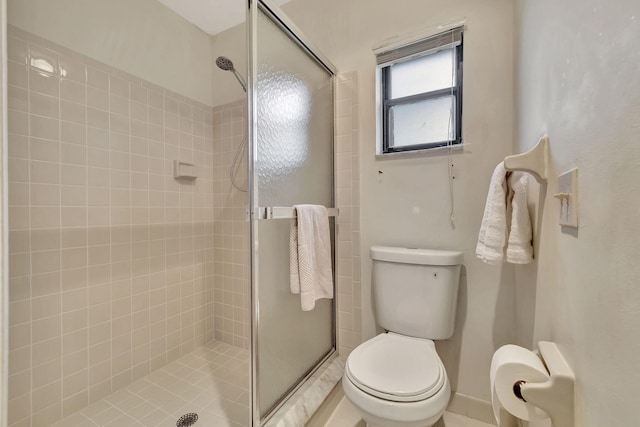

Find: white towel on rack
476;163;509;264
289;205;334;311
506;172;534;264
476;162;534;264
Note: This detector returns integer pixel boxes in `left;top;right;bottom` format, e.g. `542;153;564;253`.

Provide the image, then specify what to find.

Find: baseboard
447;392;496;425
306;383;344;427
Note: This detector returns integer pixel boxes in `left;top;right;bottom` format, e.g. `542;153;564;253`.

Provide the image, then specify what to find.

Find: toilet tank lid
370;246;463;266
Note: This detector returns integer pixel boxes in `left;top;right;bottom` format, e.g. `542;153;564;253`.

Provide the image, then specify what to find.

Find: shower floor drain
176;413;199;427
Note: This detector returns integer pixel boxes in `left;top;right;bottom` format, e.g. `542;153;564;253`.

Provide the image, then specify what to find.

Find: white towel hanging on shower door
289;205;334;311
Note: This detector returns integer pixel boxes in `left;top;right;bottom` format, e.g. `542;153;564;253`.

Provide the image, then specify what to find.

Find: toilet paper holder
514;341;575;427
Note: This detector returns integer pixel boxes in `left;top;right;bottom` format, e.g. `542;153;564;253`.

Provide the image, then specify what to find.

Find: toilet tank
371;246;463;340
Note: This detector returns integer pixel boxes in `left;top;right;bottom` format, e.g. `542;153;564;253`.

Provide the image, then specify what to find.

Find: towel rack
251;206;339;220
504;136;549;183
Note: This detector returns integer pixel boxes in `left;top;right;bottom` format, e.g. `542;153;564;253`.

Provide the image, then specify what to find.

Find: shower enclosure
3;0;338;425
248;1;337;423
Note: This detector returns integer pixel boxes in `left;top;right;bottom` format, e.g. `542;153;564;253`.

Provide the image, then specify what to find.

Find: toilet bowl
343;247;463;427
343;333;450;427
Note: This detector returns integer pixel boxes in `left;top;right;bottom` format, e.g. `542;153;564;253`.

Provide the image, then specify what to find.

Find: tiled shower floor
53;341;250;427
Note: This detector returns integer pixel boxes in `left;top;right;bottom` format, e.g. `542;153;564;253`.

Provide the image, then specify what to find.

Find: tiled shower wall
6;26;215;426
6;21;360;426
335;73;362;356
211;100;250;349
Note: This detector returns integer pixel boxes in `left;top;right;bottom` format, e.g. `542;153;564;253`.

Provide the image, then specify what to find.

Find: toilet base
343;376;450;427
365;423;442;427
364;422;440;427
365;419;445;427
359;411;443;427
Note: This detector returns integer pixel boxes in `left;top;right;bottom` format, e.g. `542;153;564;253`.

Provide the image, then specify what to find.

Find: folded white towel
476;163;509;264
476;162;534;264
289;205;334;311
506;171;534;264
290;219;300;292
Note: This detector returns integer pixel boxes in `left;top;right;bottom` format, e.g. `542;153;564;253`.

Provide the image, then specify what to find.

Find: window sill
375;142;465;160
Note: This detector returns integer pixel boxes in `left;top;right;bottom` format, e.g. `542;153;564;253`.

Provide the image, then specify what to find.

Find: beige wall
278;0;516;403
515;0;640;426
7;0;215;106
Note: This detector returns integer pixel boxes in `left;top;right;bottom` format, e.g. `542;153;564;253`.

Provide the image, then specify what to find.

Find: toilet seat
345;333;446;403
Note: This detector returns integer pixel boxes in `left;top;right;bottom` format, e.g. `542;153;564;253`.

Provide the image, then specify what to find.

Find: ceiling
158;0;291;36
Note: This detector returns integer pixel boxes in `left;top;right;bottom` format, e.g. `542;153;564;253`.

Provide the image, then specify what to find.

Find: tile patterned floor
323;397;497;427
53;341;250;427
52;342;495;427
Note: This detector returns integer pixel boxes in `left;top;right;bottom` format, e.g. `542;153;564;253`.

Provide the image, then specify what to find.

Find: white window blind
376;27;463;66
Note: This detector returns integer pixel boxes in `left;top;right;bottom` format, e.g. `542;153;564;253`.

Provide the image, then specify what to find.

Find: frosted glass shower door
248;1;336;423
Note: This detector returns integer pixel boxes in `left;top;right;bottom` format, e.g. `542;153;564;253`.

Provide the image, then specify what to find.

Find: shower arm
231;69;247;92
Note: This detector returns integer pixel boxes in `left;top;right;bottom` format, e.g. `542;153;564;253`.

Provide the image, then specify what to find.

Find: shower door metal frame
247;0;338;425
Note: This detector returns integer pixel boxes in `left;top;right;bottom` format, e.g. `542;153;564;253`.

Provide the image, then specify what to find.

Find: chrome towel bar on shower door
250;206;339;220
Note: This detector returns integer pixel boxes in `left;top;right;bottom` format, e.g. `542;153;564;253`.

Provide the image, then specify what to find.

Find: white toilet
343;246;464;427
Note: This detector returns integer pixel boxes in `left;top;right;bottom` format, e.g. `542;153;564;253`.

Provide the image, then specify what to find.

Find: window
376;27;463;154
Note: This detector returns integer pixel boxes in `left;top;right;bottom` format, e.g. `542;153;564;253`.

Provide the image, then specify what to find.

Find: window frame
378;35;464;155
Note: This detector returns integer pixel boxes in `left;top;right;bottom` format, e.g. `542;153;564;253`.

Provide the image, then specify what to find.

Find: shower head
216;56;247;92
216;56;235;71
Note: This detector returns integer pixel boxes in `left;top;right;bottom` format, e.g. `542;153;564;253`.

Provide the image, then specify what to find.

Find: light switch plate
558;168;578;228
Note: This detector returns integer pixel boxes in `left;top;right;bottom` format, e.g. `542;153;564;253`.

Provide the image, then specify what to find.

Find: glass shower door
248;1;336;424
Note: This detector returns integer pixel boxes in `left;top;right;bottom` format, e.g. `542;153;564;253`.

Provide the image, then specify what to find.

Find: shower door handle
250;206;339;220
